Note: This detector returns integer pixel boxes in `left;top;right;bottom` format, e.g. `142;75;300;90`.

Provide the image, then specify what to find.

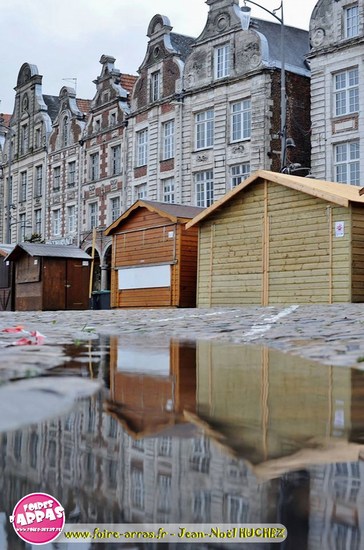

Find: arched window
62;115;69;147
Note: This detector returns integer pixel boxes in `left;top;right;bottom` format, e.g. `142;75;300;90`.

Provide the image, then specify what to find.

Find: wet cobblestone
1;303;364;370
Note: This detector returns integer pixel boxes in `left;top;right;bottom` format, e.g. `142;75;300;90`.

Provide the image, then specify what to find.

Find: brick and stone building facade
126;0;311;209
309;0;363;184
47;86;90;246
1;63;59;245
80;55;136;291
1;0;313;294
125;14;194;206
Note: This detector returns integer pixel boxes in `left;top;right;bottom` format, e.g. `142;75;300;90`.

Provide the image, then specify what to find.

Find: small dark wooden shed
6;243;91;311
105;200;203;308
0;244;14;311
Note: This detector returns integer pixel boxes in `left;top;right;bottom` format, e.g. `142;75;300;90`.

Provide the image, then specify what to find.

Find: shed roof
0;244;14;257
186;170;364;229
6;243;91;261
105;200;204;235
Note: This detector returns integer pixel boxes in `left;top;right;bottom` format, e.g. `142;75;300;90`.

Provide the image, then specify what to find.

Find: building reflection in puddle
0;337;363;549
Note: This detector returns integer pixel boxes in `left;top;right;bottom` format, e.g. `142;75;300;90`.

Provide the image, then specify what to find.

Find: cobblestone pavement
1;304;364;373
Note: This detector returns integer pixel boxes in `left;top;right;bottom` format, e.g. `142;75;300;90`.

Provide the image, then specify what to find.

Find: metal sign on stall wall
335;221;345;237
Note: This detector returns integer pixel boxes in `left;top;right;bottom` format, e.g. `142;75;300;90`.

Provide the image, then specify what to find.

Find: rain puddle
0;336;363;549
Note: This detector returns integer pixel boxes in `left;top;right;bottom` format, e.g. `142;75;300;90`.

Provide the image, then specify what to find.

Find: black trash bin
91;290;111;310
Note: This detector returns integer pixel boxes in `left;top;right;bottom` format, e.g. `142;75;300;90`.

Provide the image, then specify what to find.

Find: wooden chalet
0;244;14;311
106;337;196;438
186;170;364;305
105;200;203;308
6;243;91;311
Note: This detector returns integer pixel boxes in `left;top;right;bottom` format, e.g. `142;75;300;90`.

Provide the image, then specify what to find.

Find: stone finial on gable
99;55;120;78
147;14;172;39
16;63;41;88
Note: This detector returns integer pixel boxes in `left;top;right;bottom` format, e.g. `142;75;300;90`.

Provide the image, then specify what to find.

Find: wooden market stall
186;170;364;306
6;243;91;311
0;244;14;311
106;337;196;437
104;200;203;308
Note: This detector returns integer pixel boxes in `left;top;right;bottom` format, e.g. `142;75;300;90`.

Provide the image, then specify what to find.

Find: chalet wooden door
43;259;67;310
65;259;90;309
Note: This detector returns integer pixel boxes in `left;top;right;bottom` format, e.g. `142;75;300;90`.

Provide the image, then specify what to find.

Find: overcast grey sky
0;0;317;115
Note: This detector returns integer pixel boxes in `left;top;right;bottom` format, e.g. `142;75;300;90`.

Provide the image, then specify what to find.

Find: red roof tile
120;73;137;94
76;99;91;115
0;114;11;127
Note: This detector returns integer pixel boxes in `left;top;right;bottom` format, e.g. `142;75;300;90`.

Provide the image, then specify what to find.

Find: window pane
215;44;229;79
334;69;359;116
231;100;251;141
334;141;360;185
195;171;214;207
346;6;359;38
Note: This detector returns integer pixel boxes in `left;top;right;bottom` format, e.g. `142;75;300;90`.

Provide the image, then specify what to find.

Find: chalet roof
105;200;204;235
170;32;195;60
6;243;91;261
120;73;138;94
76;98;91;115
43;95;61;122
186;170;364;229
0;244;14;257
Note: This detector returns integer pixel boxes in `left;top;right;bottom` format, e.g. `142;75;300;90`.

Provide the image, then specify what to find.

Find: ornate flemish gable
196;0;245;43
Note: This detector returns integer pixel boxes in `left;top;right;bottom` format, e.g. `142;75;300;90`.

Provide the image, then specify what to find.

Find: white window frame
334;68;359;117
35;165;43;197
162;177;175;203
157;474;171;513
110;144;122;175
53;166;61;191
231;163;250;188
195;170;214;207
34;126;41;149
226;495;249;523
62;115;69;147
109;111;117;127
34;209;42;235
135;183;147;200
88;202;98;229
110;196;121;223
136;129;148;166
67;205;76;234
231;99;251;142
345;4;359;38
215;44;230;79
52;209;61;236
151;71;161;102
158;437;172;457
20;171;27;202
131;468;144;510
193;491;211;522
67;161;76;187
334;141;360;185
20;124;28;154
162;120;174;160
19;213;27;242
195;110;214;150
89;152;99;181
93;118;101;133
